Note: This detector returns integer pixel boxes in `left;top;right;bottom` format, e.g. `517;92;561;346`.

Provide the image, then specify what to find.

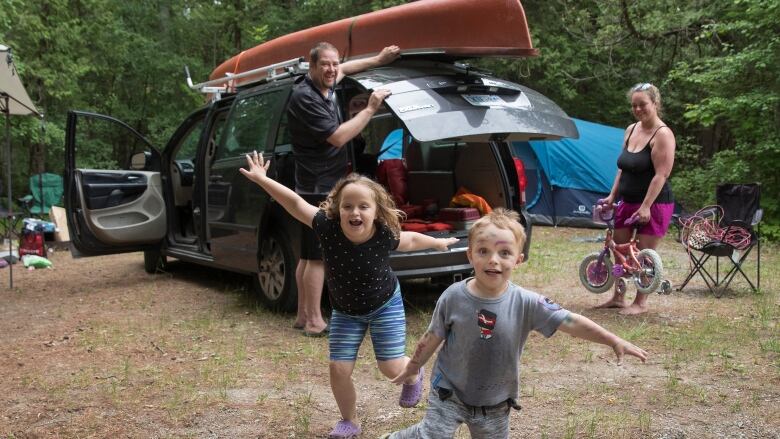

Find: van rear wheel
253;228;297;311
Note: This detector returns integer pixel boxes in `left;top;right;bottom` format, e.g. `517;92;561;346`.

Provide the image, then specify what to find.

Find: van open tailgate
349;66;578;142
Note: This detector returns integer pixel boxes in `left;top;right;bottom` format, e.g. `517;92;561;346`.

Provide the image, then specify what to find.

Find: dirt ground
1;228;778;438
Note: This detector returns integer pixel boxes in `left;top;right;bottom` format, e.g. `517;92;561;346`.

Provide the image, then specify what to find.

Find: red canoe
210;0;537;86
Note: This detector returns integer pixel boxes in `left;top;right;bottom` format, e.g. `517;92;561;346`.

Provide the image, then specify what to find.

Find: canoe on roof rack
210;0;538;87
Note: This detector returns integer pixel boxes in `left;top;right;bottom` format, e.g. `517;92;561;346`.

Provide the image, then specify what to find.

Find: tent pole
3;95;13;288
38;171;43;215
551;185;557;227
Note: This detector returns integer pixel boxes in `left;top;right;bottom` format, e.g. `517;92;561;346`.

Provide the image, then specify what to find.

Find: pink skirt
614;202;675;237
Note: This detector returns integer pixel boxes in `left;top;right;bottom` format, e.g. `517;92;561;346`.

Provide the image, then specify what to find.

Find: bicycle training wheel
635;249;664;294
578;252;615;294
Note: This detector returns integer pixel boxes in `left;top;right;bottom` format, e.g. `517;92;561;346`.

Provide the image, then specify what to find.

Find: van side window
275;112;292;150
218;90;286;159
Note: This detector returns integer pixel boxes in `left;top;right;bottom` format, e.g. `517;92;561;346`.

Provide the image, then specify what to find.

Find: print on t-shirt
539;296;562;311
477;309;497;340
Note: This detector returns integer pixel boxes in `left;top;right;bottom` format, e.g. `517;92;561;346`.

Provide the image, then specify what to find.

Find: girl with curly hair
241;151;456;438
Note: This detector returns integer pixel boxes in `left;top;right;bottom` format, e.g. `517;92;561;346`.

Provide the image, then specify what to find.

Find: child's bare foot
593;299;627;309
619;304;648;315
593;292;627;309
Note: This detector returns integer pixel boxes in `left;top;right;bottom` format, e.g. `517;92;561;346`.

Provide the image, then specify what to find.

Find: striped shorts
329;285;407;362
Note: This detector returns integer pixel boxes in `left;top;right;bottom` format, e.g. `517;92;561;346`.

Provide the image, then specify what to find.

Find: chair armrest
698;206;720;220
753;208;763;226
18;195;33;209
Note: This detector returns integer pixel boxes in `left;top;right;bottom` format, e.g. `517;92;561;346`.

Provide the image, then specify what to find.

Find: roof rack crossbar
187;57;308;93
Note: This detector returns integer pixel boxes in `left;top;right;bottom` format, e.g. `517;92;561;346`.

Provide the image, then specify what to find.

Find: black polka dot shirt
312;210;400;315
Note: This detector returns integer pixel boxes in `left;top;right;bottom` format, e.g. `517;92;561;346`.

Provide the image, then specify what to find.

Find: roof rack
185;57;309;100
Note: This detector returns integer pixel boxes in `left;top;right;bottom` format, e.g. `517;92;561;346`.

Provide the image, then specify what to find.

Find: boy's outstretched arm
391;331;444;384
239;151;318;227
397;231;458;252
558;313;648;365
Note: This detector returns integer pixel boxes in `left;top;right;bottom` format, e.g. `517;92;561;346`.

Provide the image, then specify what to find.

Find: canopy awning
2;44;42;290
0;44;41;117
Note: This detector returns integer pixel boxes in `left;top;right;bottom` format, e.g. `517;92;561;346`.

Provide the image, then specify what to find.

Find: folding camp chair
18;172;63;218
677;183;761;296
0;180;22;240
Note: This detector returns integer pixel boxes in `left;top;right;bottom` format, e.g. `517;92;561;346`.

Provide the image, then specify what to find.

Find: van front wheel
253;228;297;311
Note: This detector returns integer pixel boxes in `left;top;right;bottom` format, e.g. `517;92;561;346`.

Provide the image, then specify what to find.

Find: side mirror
130;151;151;170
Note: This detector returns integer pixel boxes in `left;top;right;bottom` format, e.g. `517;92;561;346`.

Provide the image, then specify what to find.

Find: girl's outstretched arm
558;313;648;365
239;151;318;227
397;232;458;252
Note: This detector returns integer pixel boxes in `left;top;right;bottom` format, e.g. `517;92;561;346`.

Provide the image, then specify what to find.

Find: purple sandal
328;419;361;439
399;366;424;408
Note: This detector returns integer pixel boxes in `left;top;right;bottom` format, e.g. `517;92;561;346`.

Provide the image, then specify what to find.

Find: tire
634;249;664;294
143;248;167;274
579;252;614;294
253;227;297;311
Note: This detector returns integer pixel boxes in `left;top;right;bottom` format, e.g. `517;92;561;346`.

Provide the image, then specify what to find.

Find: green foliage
485;0;779;239
667;0;780;231
2;0;778;238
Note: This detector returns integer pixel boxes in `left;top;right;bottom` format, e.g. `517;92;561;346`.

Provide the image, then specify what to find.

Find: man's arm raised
336;45;400;82
325;89;391;147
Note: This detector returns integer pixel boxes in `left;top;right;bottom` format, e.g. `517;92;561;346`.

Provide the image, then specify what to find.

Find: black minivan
64;58;577;311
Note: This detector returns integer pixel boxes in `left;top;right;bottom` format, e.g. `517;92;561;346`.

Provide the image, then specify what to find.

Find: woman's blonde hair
467;208;527;252
321;173;405;237
628;83;663;117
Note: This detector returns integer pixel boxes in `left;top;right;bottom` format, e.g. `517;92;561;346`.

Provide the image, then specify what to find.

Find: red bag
427;222;454;231
19;229;46;257
377;158;408;206
401;222;429;232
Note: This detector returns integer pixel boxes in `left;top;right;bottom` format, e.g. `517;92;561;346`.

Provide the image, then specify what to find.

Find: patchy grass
0;228;777;438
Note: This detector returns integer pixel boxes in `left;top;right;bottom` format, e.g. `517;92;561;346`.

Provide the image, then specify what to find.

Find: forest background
1;0;778;238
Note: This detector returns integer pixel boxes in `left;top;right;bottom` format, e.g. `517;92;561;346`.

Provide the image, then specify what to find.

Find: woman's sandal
328;419;361;439
398;366;424;408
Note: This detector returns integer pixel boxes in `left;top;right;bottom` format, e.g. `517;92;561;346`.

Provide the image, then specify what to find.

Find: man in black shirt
288;41;399;336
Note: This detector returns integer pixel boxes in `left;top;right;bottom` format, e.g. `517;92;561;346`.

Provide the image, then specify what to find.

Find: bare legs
330;357;417;426
594;230;661;315
294;262;306;328
330;361;359;424
295;259;328;333
619;234;663;315
594;228;632;310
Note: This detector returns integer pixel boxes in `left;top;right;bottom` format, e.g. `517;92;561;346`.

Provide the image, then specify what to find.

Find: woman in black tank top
594;83;676;315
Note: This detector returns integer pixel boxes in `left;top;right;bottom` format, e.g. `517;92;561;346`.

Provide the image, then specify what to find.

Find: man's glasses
632;83;653;91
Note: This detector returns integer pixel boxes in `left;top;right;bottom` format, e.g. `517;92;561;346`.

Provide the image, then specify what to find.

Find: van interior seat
454;143;506;210
170;162;193;207
427;144;458;170
405;141;424;171
407;171;454;209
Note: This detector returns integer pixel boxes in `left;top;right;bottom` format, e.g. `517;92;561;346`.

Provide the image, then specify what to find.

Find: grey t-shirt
429;279;570;407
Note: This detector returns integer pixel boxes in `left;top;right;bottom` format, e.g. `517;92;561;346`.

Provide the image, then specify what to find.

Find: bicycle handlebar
594;200;615;222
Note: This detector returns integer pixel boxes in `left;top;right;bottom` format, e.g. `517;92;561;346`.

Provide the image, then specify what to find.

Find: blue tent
512;118;624;228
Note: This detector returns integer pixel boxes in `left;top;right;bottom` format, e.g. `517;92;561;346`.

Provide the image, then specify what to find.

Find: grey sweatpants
389;388;512;439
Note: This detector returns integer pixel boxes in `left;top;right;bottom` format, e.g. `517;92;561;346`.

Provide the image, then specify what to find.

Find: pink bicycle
579;201;671;295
